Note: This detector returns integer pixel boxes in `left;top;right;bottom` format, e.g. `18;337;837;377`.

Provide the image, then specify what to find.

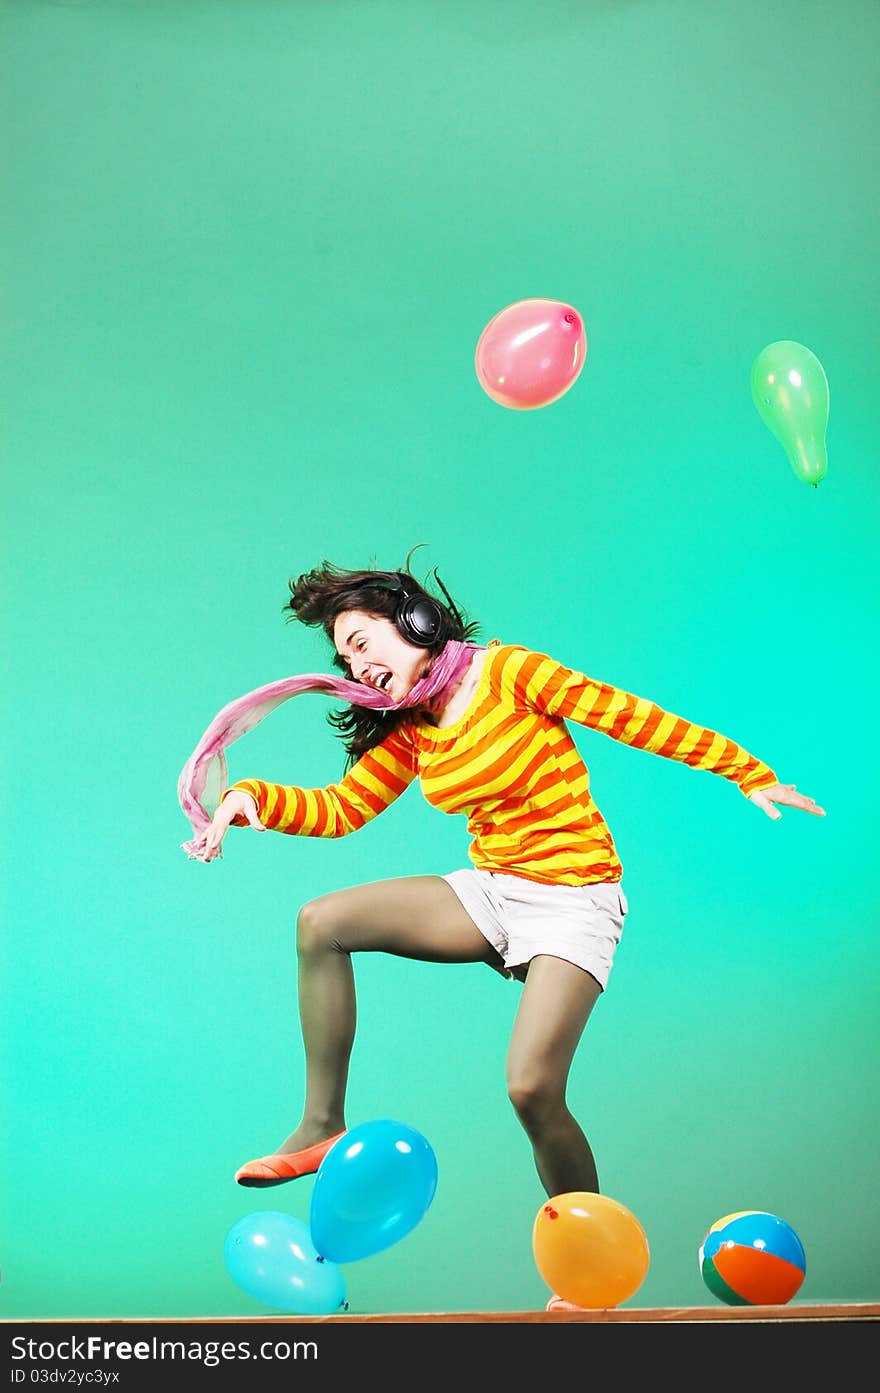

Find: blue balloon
224;1210;347;1314
310;1118;438;1263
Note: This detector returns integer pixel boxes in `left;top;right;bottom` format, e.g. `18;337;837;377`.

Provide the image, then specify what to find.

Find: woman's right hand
192;790;266;862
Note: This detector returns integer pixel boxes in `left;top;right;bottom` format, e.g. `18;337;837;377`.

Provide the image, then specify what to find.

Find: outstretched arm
503;646;815;805
186;723;419;863
748;782;825;821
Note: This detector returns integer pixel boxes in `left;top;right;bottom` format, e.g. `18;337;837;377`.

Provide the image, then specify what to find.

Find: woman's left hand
749;782;826;821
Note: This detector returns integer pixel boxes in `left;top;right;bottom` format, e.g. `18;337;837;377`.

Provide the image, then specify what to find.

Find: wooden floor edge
5;1303;879;1324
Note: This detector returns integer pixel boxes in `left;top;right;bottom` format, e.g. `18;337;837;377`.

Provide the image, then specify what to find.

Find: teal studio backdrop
2;0;878;1320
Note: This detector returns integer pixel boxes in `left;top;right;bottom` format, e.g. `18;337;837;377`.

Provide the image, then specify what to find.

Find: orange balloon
532;1192;650;1308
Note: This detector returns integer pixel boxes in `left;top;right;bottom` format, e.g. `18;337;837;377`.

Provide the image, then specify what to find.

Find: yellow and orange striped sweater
225;643;778;886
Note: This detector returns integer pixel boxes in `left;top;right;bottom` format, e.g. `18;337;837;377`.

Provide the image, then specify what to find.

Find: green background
2;0;878;1319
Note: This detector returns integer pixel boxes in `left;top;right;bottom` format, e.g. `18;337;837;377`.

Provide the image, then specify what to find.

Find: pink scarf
179;639;481;860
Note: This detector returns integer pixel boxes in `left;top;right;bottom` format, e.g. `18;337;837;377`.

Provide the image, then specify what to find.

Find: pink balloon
474;298;587;410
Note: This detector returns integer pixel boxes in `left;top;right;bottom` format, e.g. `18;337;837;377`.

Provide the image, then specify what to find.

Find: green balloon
750;340;829;487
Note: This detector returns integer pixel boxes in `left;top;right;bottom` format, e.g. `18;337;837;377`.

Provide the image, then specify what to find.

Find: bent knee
296;895;345;954
507;1077;557;1125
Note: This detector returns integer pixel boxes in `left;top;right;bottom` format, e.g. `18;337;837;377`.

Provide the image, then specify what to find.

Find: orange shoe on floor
546;1294;586;1312
234;1131;347;1187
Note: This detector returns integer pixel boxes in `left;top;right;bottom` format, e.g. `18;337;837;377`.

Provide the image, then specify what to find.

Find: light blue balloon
224;1210;347;1314
310;1118;438;1263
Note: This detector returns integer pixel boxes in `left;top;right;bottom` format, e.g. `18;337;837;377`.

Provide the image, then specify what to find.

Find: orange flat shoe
235;1131;347;1187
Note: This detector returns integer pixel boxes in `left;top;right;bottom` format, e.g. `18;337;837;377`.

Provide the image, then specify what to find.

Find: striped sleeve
502;648;778;797
222;724;418;836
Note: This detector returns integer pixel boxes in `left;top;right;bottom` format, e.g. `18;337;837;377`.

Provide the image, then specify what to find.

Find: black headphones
372;575;449;647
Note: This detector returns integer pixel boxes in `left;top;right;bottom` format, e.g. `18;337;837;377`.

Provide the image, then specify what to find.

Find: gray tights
271;874;604;1197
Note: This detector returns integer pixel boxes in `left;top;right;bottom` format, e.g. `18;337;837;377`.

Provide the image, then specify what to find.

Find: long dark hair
284;548;481;767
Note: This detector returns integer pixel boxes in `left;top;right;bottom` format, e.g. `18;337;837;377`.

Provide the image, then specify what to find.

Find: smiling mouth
376;671;393;691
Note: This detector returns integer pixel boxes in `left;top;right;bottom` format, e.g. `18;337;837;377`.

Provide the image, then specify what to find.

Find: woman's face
333;609;429;702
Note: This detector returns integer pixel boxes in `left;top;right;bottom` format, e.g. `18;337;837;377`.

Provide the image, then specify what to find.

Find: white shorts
442;868;628;990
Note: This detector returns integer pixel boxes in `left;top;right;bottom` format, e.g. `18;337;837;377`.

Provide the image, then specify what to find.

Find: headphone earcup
396;594;446;646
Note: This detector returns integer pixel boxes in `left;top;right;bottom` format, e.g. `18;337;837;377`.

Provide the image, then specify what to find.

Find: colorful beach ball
699;1210;806;1306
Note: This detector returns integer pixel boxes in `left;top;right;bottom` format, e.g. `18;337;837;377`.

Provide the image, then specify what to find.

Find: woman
183;557;824;1207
